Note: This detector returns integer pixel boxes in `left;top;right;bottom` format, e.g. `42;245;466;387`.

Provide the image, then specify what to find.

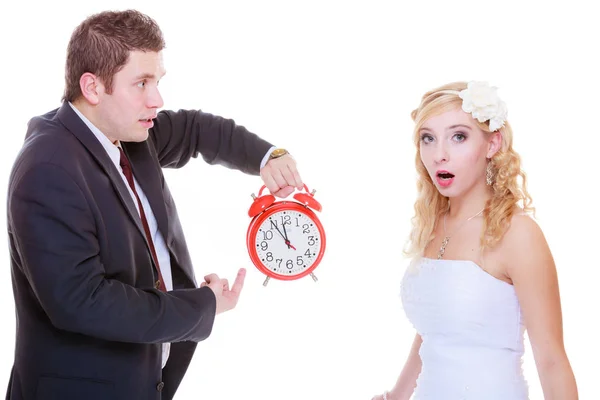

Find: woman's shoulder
498;208;551;271
505;208;541;239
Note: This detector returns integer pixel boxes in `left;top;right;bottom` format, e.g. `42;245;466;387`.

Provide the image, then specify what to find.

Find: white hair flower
459;81;507;132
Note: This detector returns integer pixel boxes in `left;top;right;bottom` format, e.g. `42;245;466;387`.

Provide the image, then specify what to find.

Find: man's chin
129;130;150;142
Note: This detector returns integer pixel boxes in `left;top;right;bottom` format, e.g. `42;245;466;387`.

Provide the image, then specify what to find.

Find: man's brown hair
63;9;165;102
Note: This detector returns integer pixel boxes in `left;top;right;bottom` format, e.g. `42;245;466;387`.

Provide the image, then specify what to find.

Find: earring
486;160;494;186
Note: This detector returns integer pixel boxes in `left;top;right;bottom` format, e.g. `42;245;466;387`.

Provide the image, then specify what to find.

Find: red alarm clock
246;184;326;286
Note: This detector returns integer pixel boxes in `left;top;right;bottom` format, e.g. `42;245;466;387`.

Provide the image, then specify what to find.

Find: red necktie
118;147;167;292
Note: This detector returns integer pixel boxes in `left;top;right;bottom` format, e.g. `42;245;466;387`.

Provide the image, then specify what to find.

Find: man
5;9;302;400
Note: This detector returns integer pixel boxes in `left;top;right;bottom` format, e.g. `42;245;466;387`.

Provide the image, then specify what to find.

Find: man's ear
79;73;102;105
486;130;502;158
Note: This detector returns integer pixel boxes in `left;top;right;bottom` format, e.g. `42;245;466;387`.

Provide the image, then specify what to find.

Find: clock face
253;210;322;276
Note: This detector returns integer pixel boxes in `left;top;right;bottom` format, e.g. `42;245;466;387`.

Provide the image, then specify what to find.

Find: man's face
95;50;165;143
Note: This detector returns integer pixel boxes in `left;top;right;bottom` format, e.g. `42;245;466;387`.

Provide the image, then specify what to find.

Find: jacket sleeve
148;109;274;174
8;162;216;344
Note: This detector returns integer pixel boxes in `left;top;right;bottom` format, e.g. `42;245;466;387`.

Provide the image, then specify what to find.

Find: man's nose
147;87;164;109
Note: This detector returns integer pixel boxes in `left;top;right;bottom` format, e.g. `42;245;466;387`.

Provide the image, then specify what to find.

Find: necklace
437;207;485;260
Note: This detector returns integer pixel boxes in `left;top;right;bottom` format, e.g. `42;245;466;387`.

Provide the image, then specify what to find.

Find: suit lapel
56;103;146;240
122;142;170;244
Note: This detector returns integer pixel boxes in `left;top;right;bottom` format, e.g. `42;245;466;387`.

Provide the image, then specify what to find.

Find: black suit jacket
5;103;273;400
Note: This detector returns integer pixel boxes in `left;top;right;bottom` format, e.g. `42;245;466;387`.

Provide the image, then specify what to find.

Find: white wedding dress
400;256;529;399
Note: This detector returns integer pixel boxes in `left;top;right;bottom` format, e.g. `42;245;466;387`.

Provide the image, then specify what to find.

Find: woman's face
418;107;500;198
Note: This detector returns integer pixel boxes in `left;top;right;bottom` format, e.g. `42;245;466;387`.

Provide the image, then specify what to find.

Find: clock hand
282;222;289;240
282;223;297;250
282;223;291;249
272;223;289;243
271;220;296;250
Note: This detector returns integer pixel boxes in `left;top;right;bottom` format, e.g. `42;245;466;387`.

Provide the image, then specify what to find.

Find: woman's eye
421;135;433;143
453;133;466;142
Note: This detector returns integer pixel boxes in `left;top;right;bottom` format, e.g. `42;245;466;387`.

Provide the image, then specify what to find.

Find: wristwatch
268;148;289;160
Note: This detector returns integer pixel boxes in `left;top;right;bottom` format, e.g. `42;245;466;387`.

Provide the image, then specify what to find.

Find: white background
1;1;597;399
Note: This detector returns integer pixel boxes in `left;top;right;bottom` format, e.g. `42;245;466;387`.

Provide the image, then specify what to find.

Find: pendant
438;236;450;260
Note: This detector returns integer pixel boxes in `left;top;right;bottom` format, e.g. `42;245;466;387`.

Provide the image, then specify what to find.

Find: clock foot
310;272;318;282
263;276;270;287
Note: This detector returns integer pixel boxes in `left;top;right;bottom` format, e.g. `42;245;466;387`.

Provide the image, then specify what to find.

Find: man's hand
260;154;303;198
201;268;246;314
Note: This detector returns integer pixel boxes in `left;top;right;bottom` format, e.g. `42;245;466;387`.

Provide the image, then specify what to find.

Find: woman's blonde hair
404;82;534;256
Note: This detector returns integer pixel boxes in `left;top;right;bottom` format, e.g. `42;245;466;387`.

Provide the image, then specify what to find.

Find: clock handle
257;184;314;196
293;184;322;212
255;184;322;212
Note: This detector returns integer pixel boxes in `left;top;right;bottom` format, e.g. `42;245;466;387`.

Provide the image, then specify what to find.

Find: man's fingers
231;268;246;295
288;164;303;189
279;165;297;189
203;273;219;283
273;186;294;198
221;279;229;291
270;168;287;190
260;170;279;194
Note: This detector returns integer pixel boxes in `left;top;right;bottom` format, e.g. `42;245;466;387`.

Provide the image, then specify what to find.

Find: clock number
296;256;304;266
260;241;268;251
262;230;273;241
270;220;278;230
304;249;312;258
308;236;316;246
281;215;291;226
286;260;294;269
295;217;300;227
276;259;282;268
302;224;310;234
266;252;273;262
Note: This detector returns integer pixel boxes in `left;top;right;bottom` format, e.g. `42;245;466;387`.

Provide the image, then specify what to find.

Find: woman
372;82;577;399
